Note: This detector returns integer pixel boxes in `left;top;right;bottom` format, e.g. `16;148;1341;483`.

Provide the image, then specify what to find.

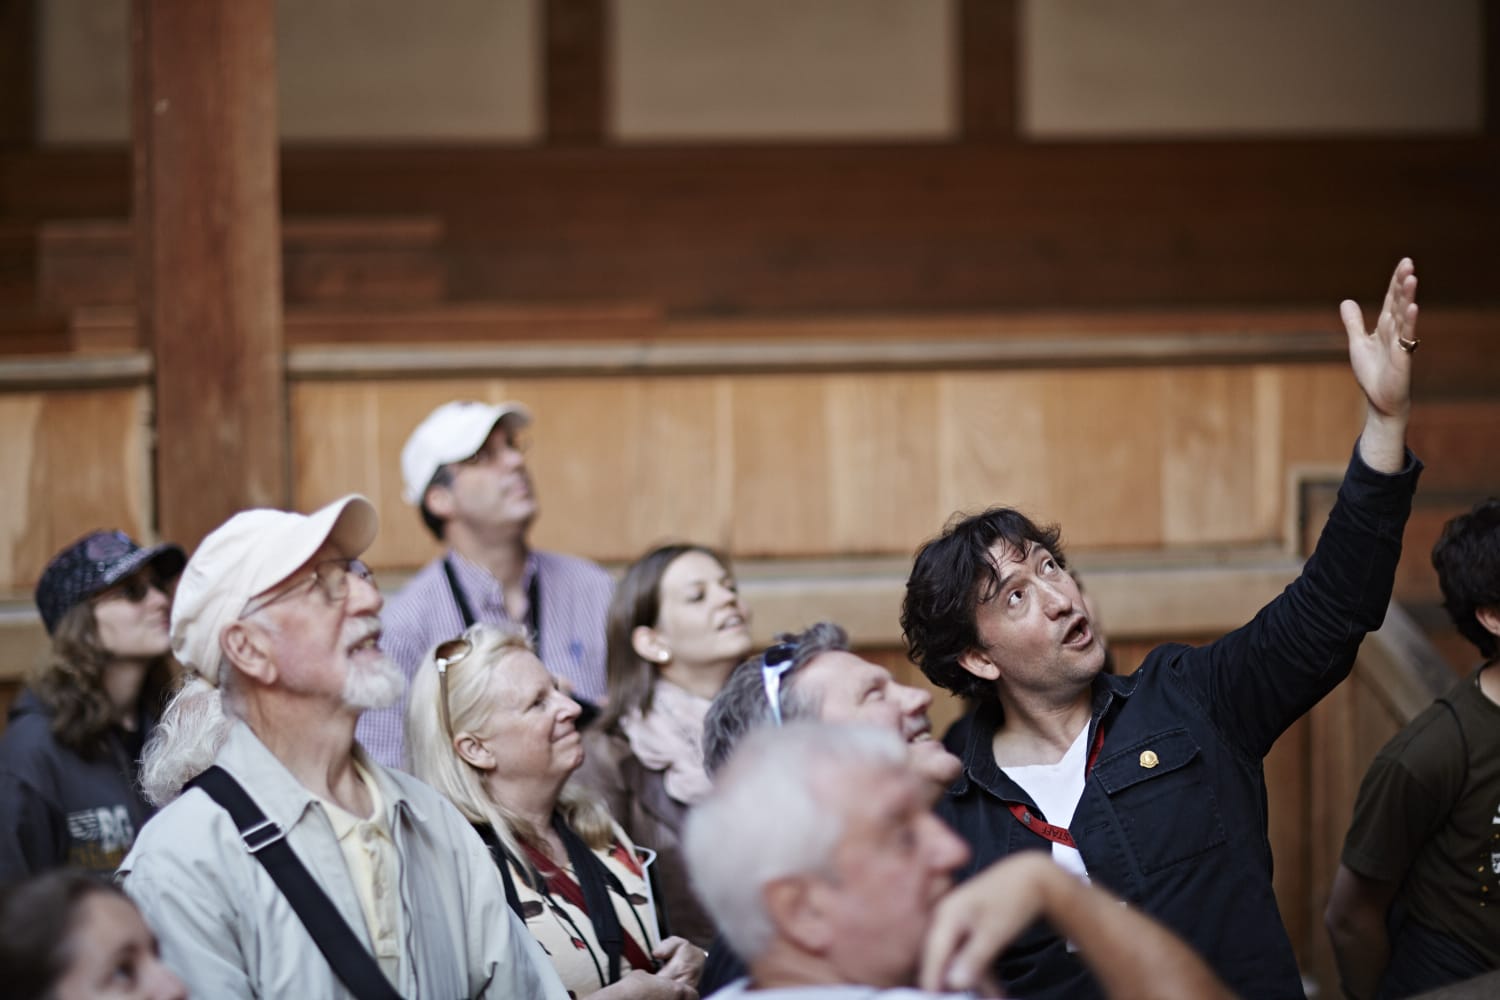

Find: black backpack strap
473;822;526;921
188;766;403;1000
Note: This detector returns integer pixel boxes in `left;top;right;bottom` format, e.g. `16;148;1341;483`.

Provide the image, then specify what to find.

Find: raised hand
1341;258;1419;473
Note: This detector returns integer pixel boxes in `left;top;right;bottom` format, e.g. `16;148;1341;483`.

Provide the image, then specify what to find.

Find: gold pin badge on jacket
1139;750;1159;769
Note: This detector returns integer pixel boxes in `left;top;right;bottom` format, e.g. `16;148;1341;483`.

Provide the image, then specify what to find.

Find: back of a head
902;507;1063;701
684;722;907;964
1432;497;1500;659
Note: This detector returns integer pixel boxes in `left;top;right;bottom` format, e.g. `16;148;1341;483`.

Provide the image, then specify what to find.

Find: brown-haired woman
0;531;184;879
572;544;753;948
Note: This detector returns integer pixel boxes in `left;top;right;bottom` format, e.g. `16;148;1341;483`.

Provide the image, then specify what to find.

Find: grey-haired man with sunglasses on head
703;622;961;789
696;622;962;995
119;496;567;999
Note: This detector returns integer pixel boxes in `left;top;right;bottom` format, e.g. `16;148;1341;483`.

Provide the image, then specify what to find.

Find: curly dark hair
901;507;1064;701
1431;498;1500;659
29;603;173;759
599;542;735;732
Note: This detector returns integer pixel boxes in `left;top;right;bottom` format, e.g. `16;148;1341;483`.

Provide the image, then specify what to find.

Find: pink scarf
619;680;714;805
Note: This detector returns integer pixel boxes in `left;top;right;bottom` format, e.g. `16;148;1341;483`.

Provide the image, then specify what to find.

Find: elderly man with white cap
356;399;613;769
119;496;568;999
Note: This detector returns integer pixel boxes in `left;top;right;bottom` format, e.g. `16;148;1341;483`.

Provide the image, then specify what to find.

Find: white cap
170;495;378;686
399;400;532;505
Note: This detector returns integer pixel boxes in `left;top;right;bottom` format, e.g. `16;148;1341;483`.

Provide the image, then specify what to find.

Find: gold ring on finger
1398;336;1420;354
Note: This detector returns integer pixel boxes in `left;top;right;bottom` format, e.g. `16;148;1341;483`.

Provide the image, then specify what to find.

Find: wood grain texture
134;0;286;548
0;387;152;592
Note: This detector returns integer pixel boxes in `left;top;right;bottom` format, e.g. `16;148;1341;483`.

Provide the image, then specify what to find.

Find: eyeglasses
242;558;375;617
760;642;798;726
433;636;475;738
98;573;167;604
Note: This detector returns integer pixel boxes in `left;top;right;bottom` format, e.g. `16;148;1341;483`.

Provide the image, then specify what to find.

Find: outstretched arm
920;853;1234;1000
1342;257;1419;473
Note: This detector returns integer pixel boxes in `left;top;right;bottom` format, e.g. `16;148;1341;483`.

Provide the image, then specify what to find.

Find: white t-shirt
1000;724;1091;882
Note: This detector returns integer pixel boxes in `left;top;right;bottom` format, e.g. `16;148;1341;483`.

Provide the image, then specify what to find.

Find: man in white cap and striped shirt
120;495;567;999
357;400;613;769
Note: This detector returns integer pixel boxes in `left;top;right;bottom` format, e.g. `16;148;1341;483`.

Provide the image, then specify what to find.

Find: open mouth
1062;617;1092;648
347;632;381;655
717;612;748;632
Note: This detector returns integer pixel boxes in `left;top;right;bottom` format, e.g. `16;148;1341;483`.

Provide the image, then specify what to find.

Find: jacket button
1139;750;1159;769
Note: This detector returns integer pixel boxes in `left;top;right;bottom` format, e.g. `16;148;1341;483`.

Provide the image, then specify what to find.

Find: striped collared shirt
357;548;613;769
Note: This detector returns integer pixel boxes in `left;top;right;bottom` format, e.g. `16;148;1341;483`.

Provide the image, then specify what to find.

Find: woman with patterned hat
0;530;185;880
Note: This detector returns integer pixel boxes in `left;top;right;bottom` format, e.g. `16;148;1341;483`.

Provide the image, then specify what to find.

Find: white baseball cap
170;495;378;686
400;400;532;505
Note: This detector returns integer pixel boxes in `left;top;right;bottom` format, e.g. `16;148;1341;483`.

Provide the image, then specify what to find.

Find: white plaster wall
1022;0;1482;137
610;0;957;141
39;0;540;143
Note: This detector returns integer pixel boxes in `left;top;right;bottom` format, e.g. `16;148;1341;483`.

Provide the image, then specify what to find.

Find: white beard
342;651;404;710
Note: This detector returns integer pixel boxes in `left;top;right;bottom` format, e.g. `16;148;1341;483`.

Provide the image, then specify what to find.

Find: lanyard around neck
1006;724;1105;850
442;556;541;639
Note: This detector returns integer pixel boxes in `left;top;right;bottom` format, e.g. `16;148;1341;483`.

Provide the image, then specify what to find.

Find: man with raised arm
900;260;1424;999
119;497;566;998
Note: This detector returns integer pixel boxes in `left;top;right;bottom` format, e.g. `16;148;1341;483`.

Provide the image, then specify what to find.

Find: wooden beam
1487;0;1499;136
132;0;286;548
958;0;1019;141
0;0;36;148
544;0;606;145
6;139;1499;311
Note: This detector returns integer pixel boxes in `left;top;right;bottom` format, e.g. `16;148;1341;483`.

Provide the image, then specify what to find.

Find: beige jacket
120;721;567;999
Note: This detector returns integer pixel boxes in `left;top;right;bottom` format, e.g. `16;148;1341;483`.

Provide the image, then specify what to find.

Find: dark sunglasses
99;573;168;604
760;641;798;726
433;636;476;738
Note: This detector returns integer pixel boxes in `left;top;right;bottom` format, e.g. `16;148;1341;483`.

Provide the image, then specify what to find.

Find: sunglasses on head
760;641;799;727
433;636;475;739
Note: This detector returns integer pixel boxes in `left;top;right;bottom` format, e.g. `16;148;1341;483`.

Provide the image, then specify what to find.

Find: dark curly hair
30;603;173;759
599;542;735;732
1431;498;1500;659
901;507;1064;701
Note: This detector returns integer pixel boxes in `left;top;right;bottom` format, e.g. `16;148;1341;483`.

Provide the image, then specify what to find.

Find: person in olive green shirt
1327;498;1500;1000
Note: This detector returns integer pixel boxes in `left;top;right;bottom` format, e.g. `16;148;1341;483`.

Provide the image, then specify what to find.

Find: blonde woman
406;624;702;999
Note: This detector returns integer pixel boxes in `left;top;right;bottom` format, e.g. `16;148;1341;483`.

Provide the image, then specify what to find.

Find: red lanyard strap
1006;725;1105;850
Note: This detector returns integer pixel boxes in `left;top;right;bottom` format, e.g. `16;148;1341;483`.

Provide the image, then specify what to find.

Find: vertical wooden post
544;0;606;144
132;0;285;548
0;0;37;148
958;0;1019;142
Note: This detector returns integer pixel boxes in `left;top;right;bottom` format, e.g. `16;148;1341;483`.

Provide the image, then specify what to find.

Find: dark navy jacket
938;445;1421;1000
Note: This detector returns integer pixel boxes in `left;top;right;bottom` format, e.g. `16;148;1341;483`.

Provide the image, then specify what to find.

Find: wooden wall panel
0;387;151;593
728;375;835;557
290;362;1367;571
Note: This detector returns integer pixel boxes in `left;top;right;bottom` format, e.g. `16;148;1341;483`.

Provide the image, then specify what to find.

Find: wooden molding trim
286;328;1345;380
